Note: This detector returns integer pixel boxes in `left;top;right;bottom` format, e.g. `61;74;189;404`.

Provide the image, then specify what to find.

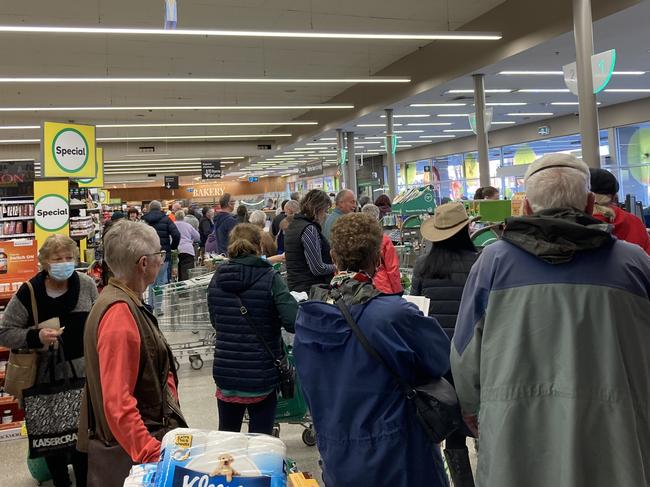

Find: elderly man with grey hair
451;154;650;487
322;189;357;241
79;220;186;486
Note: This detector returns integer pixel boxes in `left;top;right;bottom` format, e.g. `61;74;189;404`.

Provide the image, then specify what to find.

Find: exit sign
538;126;551;136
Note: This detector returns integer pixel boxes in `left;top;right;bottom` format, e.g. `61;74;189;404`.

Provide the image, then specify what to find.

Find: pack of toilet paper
154;428;287;487
123;463;157;487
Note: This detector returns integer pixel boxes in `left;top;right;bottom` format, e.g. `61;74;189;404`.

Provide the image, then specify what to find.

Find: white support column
473;74;491;188
337;128;347;188
573;0;601;168
346;131;357;197
384;109;398;199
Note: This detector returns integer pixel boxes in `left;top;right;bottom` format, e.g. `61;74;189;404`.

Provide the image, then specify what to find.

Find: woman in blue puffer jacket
294;213;451;487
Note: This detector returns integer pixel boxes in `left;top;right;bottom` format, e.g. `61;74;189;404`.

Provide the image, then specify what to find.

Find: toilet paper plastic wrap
123;463;157;487
154;428;287;487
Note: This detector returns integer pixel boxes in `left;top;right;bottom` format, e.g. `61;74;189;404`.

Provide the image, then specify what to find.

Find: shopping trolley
151;273;216;371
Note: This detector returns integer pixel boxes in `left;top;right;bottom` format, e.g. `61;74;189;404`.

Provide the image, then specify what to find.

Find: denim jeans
148;260;169;312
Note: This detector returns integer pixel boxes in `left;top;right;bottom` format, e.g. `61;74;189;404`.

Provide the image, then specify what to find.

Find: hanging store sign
42;122;97;178
300;161;324;178
164;175;179;189
77;148;104;188
98;189;110;205
248;177;259;183
469;108;494;135
563;49;617;95
33;178;69;249
201;160;222;180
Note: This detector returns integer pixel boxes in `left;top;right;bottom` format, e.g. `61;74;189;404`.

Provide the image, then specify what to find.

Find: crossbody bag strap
25;281;38;327
332;290;416;398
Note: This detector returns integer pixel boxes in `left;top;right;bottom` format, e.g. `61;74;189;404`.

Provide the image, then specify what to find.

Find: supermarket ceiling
0;0;642;182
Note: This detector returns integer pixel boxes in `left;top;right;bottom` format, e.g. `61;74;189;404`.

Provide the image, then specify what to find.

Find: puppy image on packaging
210;454;240;482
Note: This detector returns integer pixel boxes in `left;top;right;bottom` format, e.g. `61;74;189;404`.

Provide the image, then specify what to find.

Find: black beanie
589;168;619;196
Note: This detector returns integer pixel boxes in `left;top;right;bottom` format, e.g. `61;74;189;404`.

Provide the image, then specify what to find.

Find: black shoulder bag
332;291;462;443
233;294;295;400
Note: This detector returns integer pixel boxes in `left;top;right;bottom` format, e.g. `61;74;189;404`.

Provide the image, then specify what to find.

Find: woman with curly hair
294;213;451;487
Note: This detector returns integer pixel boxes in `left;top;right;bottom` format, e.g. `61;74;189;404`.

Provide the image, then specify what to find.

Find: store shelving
0;233;35;239
0;216;33;222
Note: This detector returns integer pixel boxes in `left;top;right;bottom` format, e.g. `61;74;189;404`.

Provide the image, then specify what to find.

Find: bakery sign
192;184;226;198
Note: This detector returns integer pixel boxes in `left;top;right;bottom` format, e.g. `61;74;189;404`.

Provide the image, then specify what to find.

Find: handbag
4;281;40;401
233;293;295;400
332;291;463;443
205;223;220;254
22;341;85;458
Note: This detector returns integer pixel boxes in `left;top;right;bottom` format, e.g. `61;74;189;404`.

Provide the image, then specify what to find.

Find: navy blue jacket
212;211;238;255
294;290;451;487
142;210;180;261
208;256;297;393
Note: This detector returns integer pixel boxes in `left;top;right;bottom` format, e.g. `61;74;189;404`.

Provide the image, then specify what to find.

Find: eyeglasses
136;250;166;264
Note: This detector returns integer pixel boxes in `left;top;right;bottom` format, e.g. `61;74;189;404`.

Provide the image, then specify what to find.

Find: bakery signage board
201;160;222;180
42;122;96;178
77;148;104;188
33;178;69;249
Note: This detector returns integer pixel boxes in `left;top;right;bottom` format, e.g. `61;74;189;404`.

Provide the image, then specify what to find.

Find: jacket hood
502;208;613;264
308;277;380;306
142;210;167;225
215;256;272;293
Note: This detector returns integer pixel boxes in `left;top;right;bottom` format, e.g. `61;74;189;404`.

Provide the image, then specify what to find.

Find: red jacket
594;205;650;255
373;235;403;294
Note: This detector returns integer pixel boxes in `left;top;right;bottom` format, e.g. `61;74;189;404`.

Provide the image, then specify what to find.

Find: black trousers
44;449;87;487
178;253;195;281
217;393;278;435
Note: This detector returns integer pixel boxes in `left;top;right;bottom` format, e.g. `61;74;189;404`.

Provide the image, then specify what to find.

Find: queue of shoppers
1;161;649;487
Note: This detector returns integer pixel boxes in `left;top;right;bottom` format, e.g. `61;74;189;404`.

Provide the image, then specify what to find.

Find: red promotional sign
0;239;38;301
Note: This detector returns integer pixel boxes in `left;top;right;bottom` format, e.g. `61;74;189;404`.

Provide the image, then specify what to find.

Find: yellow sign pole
33;178;70;250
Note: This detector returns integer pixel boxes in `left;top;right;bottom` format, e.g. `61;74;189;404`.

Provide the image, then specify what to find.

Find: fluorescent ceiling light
500;70;645;76
395;144;413;148
105;168;201;173
0;104;353;112
604;88;650;93
107;162;203;168
0;125;40;130
397;140;430;143
306;142;335;146
105;157;244;163
365;136;397;140
551;101;602;105
518;89;570;93
447;89;511;94
0;25;502;41
484;102;527;106
319;138;337;141
356;123;403;127
98;134;289;141
407;122;453;126
420;135;456;138
507;112;554;116
357;141;382;144
0;76;410;84
491;121;516;125
380;114;430;119
0;138;39;144
444;129;473;133
437;114;470;118
391;130;424;133
409;103;466;107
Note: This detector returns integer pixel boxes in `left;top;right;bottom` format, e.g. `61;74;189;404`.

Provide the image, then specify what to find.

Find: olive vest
78;279;185;453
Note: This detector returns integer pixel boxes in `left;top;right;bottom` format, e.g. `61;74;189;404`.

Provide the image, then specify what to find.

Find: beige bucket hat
421;202;476;242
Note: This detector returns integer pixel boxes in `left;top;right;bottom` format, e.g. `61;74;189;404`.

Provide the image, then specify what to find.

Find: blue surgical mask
49;262;75;281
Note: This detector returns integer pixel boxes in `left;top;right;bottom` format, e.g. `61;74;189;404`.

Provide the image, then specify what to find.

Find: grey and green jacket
451;209;650;487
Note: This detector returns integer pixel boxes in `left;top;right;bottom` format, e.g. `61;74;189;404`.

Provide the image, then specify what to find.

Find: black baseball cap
589;168;619;196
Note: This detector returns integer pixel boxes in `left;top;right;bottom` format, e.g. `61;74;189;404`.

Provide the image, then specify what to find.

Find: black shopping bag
22;344;85;458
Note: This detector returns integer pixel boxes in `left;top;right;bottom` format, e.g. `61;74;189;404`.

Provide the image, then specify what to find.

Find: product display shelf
0;216;34;222
0;233;35;239
0;346;25;442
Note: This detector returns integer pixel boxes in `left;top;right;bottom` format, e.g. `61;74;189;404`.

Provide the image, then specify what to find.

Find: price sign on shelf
201;160;222;180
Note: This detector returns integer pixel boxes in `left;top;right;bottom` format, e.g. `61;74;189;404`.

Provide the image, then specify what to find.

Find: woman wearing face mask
0;234;99;487
284;189;336;292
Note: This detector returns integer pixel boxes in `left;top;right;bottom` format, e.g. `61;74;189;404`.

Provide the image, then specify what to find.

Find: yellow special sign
77;148;104;188
33;178;70;250
42;121;97;178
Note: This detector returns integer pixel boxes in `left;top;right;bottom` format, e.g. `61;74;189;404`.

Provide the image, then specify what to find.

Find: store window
615;121;650;206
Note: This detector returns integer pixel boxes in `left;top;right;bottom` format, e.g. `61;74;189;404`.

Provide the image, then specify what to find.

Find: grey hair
284;200;299;214
175;210;185;220
249;210;267;228
361;203;381;221
526;166;590;213
148;200;162;211
104;220;160;280
335;189;353;205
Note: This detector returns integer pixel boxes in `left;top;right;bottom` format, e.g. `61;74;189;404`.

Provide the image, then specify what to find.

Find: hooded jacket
294;278;451;487
451;209;650;487
142;210;180;260
212;211;238;255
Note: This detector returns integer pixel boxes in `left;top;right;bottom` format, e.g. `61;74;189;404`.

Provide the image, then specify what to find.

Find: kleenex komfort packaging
154;429;287;487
